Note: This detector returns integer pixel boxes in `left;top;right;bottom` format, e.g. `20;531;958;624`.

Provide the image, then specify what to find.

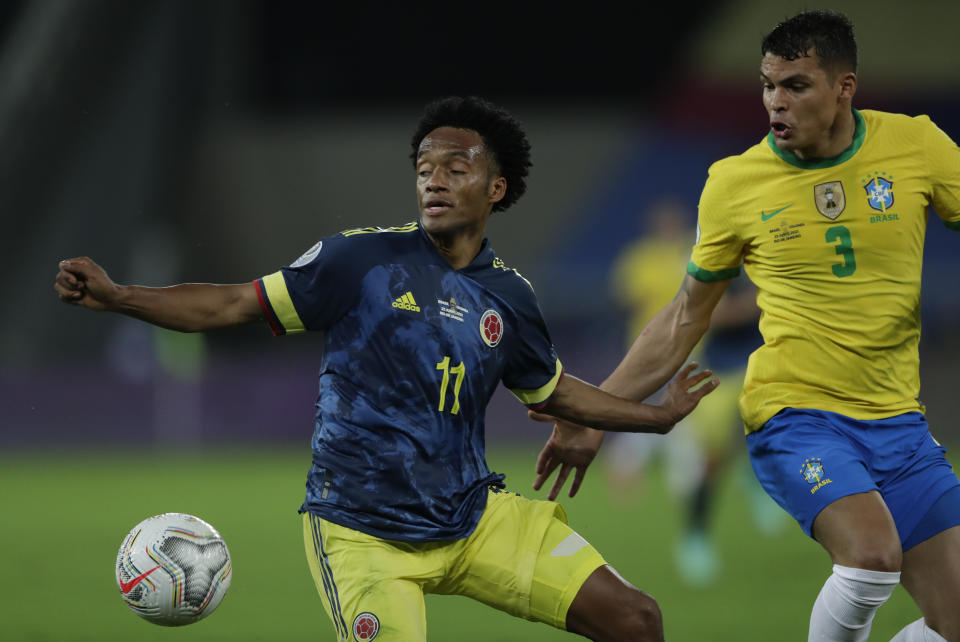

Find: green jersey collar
766;109;865;169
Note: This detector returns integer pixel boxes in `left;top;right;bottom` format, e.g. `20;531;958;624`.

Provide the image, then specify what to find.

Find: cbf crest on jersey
801;457;833;495
814;182;845;219
479;309;503;347
863;173;895;212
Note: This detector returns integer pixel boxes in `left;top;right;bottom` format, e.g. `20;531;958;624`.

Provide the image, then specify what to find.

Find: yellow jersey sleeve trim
944;219;960;231
509;358;563;407
262;271;306;334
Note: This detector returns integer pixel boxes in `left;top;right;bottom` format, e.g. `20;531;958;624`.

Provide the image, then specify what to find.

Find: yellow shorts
688;366;746;454
302;488;607;641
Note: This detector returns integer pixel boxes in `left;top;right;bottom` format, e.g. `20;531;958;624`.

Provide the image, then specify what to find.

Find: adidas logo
392;291;421;312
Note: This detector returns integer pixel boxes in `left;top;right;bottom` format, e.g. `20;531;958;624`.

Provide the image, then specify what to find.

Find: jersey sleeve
255;234;367;335
688;163;745;282
500;282;564;410
923;116;960;230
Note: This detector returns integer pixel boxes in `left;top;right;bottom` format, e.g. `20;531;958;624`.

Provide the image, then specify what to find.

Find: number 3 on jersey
436;356;466;414
825;225;857;278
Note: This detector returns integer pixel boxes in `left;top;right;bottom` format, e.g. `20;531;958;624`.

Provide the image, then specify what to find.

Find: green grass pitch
1;443;930;641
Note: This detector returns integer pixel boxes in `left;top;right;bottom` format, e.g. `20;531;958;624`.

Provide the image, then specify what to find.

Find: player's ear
837;71;857;101
488;176;506;205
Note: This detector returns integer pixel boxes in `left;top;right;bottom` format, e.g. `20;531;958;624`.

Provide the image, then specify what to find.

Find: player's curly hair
762;10;858;77
410;96;532;213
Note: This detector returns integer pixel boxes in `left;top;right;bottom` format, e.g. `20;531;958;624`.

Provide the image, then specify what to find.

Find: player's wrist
107;283;133;312
649;403;680;434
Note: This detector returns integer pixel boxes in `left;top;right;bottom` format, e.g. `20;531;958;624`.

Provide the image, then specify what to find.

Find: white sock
808;564;901;642
890;618;948;642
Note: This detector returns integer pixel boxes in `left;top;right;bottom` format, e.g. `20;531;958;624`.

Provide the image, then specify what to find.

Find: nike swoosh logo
761;203;795;221
120;564;163;594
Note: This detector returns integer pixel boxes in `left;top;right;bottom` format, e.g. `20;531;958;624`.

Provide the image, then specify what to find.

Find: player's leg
896;488;960;640
444;488;662;641
877;419;960;641
894;528;960;641
604;431;661;502
672;367;742;585
807;491;902;641
812;491;902;571
564;565;664;641
747;409;903;642
301;512;434;641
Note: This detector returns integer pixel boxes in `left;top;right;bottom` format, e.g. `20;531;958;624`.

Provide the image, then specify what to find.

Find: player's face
415;127;506;239
761;51;853;159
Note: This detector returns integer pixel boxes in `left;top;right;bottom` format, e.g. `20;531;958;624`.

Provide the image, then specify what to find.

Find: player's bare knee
574;586;663;642
613;588;664;642
843;541;902;573
632;590;664;641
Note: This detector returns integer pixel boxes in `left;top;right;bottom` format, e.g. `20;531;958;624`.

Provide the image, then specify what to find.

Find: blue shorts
747;408;960;550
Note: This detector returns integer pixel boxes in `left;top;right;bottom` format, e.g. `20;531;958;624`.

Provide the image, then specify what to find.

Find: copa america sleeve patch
290;241;323;267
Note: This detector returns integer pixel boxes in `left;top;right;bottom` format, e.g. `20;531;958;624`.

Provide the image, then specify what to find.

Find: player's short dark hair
410;95;531;213
761;10;858;76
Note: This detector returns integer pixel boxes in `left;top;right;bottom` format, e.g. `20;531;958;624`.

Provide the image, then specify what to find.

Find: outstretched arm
54;257;264;332
532;274;732;499
532;360;717;500
539;362;716;435
601;273;730;400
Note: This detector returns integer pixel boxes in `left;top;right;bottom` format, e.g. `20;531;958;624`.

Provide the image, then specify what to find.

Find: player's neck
426;227;486;270
796;108;857;161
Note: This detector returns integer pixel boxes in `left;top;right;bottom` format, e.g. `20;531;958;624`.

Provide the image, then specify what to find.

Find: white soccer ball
115;512;232;626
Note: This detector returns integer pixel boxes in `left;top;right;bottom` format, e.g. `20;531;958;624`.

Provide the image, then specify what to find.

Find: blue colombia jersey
255;222;563;542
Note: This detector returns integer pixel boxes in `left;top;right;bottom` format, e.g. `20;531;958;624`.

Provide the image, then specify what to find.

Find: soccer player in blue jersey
531;11;960;642
55;96;718;641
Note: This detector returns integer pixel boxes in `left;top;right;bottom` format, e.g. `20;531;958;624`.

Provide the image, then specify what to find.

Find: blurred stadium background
2;0;958;640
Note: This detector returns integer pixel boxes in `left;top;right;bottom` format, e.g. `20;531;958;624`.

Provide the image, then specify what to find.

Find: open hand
528;413;604;500
658;362;718;430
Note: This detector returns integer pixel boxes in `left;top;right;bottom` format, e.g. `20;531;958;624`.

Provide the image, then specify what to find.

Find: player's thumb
527;409;556;423
60;257;92;278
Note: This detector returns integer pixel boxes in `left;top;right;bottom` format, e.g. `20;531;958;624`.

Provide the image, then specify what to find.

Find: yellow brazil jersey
689;109;960;433
611;236;692;343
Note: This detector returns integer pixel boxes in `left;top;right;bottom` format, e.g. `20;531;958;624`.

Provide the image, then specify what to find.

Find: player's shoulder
480;253;538;300
326;220;422;256
705;138;771;183
861;108;941;138
335;221;420;244
861;108;933;127
284;221;419;271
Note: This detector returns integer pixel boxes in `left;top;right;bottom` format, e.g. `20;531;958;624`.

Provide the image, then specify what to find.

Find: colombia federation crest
479;309;503;347
352;611;380;640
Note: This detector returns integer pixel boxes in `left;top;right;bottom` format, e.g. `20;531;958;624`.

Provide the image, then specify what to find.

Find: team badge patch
353;612;380;641
863;174;894;212
800;457;833;495
479;309;503;347
814;181;845;219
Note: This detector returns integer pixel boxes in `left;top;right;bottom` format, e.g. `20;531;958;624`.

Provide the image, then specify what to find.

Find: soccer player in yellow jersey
531;10;960;641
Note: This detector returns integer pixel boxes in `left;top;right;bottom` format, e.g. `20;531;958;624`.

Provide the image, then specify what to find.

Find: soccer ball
115;512;232;626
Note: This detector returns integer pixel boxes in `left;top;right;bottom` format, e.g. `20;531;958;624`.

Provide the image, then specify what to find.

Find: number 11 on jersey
436;356;466;414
